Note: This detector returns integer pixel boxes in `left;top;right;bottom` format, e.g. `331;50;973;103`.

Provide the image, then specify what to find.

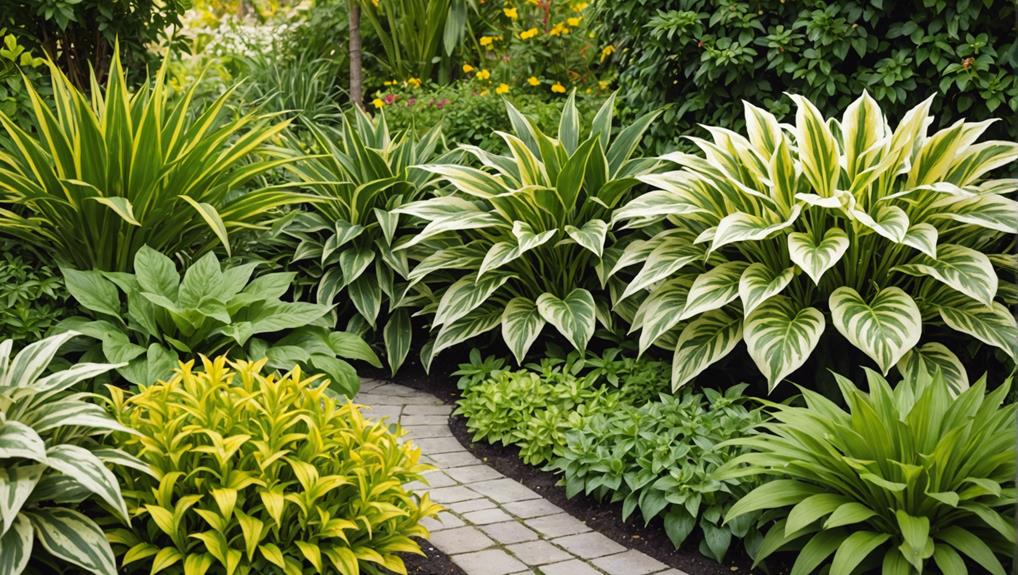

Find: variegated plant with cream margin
612;92;1018;391
396;93;660;367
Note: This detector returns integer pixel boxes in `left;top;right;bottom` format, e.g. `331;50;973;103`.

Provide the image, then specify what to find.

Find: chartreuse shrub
723;368;1016;575
58;246;379;394
613;92;1018;390
106;356;441;575
397;93;659;368
550;386;764;563
0;48;307;271
0;332;142;575
283;108;458;374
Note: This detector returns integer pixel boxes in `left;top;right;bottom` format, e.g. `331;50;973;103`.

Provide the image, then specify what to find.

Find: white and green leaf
679;262;748;320
501;297;546;364
744;297;825;390
536;289;597;352
671;309;743;390
896;342;969;395
739;264;797;316
829;286;922;374
788;228;849;285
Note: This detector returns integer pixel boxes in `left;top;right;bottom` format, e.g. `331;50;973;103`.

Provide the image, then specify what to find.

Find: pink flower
384;93;396;104
407;97;417;106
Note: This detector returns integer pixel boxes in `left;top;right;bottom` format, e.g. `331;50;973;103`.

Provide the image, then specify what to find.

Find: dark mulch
403;539;465;575
366;356;787;575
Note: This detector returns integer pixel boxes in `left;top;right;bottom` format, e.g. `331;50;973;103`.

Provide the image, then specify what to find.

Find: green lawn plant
57;246;379;394
613;91;1018;390
0;48;307;271
0;332;143;575
723;367;1016;575
284;108;458;374
106;355;441;575
398;93;660;368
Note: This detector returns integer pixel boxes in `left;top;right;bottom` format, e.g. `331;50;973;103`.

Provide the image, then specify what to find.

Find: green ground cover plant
57;247;379;394
723;367;1016;575
0;242;68;342
613;92;1018;390
105;355;440;575
0;332;141;575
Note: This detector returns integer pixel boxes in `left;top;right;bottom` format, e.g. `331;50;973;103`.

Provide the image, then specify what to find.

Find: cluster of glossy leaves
106;356;441;575
0;242;68;342
0;332;143;575
723;368;1016;575
549;385;764;563
57;246;379;394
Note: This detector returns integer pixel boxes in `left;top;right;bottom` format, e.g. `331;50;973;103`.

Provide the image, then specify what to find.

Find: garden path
359;379;689;575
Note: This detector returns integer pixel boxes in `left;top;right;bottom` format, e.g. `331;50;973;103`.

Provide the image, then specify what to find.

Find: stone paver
358;380;689;575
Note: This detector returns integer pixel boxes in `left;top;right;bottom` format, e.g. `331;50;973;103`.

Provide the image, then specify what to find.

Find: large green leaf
501;297;546;364
60;269;120;317
828;531;891;575
788;228;849;285
133;246;180;300
25;508;117;575
536;289;596;352
738;264;796;316
679;262;748;320
893;244;998;306
744;297;825;390
671;309;743;390
830;287;921;374
937;300;1017;360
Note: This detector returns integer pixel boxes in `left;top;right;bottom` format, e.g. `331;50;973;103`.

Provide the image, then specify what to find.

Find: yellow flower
527;76;540;86
551;82;566;93
371;0;379;7
384;79;397;86
503;7;518;19
572;1;588;11
480;89;490;96
407;77;421;88
567;16;581;26
463;64;475;73
520;27;539;40
480;35;495;47
476;69;491;81
598;79;610;90
600;44;615;63
372;98;385;109
496;83;510;94
549;23;567;36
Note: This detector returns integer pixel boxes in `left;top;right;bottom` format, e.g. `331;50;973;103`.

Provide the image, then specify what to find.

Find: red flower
384;93;396;104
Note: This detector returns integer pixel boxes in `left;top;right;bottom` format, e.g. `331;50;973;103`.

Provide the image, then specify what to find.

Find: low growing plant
57;246;379;394
723;368;1016;575
0;332;141;575
613;91;1018;390
0;241;68;341
105;356;441;575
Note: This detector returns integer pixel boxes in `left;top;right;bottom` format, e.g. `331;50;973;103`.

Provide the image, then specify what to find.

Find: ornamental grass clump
106;356;440;575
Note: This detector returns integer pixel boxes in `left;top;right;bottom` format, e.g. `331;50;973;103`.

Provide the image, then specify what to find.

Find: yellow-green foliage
105;356;440;575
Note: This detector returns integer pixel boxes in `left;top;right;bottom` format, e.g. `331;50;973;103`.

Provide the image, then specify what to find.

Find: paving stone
592;550;667;575
445;464;504;484
506;541;573;566
420;511;465;532
414;436;467;454
401;414;450;426
405;470;456;490
653;569;691;575
461;507;514;525
447;498;498;513
469;478;542;503
358;392;441;405
525;513;591;538
480;521;540;544
426;485;478;504
428;451;483;468
364;405;402;420
552;532;625;559
403;404;454;415
450;549;527;575
429;526;496;554
503;499;563;519
539;559;604;575
403;425;453;439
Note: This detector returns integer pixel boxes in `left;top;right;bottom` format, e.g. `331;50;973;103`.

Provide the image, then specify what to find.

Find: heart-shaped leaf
671;309;743;390
739;263;796;315
744;296;825;390
830;286;921;374
501;297;546;364
536;289;596;352
788;228;849;285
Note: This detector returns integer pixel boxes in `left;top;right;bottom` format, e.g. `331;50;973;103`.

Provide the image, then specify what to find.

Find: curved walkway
359;379;689;575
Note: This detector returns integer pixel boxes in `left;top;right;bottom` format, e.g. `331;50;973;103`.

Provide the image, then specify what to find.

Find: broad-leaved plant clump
398;93;660;367
106;356;441;575
723;368;1016;575
0;332;141;575
58;246;379;394
613;92;1018;390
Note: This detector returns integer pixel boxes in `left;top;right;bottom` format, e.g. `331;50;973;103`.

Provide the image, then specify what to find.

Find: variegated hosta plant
613;92;1018;390
396;93;660;367
283;109;458;374
106;356;441;575
0;332;144;575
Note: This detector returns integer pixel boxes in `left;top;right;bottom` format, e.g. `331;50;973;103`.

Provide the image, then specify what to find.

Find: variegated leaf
0;464;44;534
0;514;32;575
433;272;513;327
612;187;703;224
679;262;748;320
620;239;702;301
893;244;998;306
830;287;922;374
398;212;502;250
564;219;609;258
711;205;802;252
671;309;743;390
744;297;825;390
937;300;1017;360
851;204;909;243
841;91;885;178
428;306;503;366
739;263;797;315
2;331;79;389
787;228;849;285
902;223;938;259
0;421;46;461
790;94;840;197
634;278;691;354
938;193;1018;234
744;101;783;158
419;164;509;197
407;243;486;285
25;508;117;575
338;247;375;287
383;309;412;376
897;343;969;395
501;297;546;364
536;289;597;352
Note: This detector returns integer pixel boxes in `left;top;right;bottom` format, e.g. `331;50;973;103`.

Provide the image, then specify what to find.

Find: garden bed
404;541;465;575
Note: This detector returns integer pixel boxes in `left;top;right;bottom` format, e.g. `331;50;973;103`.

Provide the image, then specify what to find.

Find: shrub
591;0;1018;153
105;356;440;575
724;368;1017;575
397;94;659;367
0;332;139;575
0;241;68;342
613;92;1018;390
550;386;764;562
0;28;45;141
57;246;379;394
0;50;307;271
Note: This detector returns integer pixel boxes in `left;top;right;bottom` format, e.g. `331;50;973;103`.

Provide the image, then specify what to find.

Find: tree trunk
349;0;363;109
